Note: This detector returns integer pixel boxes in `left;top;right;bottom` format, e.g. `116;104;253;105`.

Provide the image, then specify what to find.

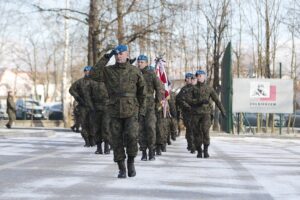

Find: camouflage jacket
95;59;146;118
69;77;94;110
169;91;177;118
90;80;108;111
141;66;162;107
185;82;225;115
7;96;16;113
176;84;193;113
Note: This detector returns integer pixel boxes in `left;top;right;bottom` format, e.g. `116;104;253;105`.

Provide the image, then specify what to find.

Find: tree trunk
265;0;271;79
117;0;124;44
88;0;100;66
62;0;72;128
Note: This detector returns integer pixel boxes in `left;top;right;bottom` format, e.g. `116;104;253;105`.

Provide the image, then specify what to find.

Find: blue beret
137;54;148;61
185;72;194;79
83;66;93;71
114;44;128;54
195;70;206;76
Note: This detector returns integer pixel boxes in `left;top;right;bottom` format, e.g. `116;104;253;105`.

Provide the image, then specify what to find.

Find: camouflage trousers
156;114;169;145
93;110;111;144
168;118;178;141
191;113;211;148
110;113;139;162
139;105;156;151
182;112;194;150
73;107;81;130
78;106;93;138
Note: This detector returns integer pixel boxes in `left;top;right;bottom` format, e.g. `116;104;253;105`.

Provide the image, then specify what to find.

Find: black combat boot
161;144;166;152
117;160;126;178
104;142;110;154
148;148;155;161
95;142;103;154
203;144;210;158
141;150;147;161
167;136;172;145
127;156;136;177
197;147;202;158
171;133;176;141
187;145;191;151
83;136;91;147
89;136;96;147
190;147;196;154
70;125;75;132
156;145;162;156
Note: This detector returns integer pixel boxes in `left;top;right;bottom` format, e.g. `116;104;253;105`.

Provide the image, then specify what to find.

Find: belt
146;94;154;97
111;92;136;97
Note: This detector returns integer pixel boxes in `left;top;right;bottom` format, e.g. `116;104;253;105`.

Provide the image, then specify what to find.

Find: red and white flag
155;58;170;99
155;57;170;118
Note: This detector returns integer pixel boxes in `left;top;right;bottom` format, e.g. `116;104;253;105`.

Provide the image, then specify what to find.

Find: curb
0;129;56;139
210;132;300;139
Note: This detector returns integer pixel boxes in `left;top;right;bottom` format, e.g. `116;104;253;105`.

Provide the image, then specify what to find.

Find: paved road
0;130;299;200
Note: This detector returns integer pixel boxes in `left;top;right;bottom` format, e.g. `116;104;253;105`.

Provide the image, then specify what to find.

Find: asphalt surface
0;129;299;200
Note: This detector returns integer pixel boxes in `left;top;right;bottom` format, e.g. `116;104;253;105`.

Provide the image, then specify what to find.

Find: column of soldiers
177;70;226;158
69;44;225;178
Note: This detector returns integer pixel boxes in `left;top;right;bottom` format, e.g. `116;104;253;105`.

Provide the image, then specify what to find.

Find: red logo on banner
260;85;276;101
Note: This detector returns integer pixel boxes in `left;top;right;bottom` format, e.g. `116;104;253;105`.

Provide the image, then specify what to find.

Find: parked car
273;114;287;127
285;110;300;128
43;103;63;120
0;108;8;120
16;99;43;120
240;113;285;127
242;113;266;127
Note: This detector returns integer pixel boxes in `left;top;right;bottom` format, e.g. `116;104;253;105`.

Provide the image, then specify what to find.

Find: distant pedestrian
6;91;16;129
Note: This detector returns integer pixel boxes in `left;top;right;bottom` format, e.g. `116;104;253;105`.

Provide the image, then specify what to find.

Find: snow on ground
0;131;299;200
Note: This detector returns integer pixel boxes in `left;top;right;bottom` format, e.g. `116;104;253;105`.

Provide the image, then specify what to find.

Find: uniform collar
141;66;149;73
116;62;128;68
197;82;205;87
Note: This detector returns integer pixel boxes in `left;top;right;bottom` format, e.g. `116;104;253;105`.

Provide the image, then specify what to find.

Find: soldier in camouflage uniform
167;90;178;145
183;70;226;158
137;55;162;161
6;91;16;129
155;87;168;155
90;79;111;154
176;73;195;153
95;45;146;178
69;66;95;147
90;54;112;155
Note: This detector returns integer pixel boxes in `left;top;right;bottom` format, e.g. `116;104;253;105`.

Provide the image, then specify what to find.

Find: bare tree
61;0;71;127
201;0;231;131
87;0;100;66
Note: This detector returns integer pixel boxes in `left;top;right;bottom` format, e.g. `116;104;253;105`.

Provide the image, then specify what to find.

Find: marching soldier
176;73;196;153
183;70;226;158
69;66;95;147
90;54;112;155
90;78;111;154
137;54;162;161
94;45;146;178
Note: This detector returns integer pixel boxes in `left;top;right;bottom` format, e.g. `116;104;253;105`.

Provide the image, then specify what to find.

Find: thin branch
32;4;89;17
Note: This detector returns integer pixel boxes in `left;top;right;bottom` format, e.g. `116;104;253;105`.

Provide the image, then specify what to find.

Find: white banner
233;78;294;113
